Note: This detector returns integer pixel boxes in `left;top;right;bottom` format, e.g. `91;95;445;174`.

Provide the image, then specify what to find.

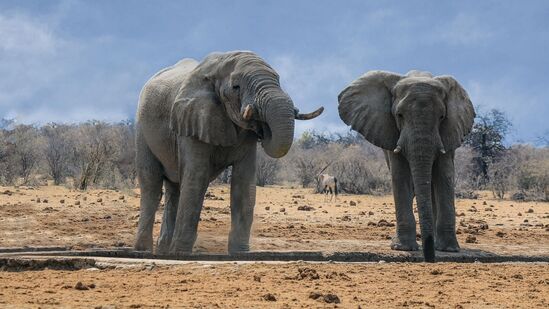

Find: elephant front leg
157;180;180;255
388;152;419;251
433;152;460;252
228;149;257;254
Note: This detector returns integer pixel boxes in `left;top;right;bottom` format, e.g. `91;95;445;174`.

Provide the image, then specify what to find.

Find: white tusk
242;105;253;120
394;146;402;154
440;148;446;154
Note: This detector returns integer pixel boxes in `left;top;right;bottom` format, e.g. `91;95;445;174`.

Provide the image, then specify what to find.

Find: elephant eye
439;115;444;120
232;85;240;90
397;113;403;119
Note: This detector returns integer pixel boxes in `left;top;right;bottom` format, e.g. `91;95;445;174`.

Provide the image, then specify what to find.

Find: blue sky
0;1;548;144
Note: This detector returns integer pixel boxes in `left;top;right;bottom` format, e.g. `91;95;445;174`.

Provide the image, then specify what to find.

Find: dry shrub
331;145;391;195
511;145;549;201
256;147;278;187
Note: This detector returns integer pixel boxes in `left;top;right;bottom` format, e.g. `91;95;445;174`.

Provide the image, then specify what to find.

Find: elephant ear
435;76;476;151
338;71;402;150
171;87;239;147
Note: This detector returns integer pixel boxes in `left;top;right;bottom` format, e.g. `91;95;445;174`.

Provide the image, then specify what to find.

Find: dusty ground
0;185;548;308
1;261;548;308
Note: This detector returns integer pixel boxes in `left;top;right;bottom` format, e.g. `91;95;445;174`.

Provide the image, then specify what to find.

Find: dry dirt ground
0;185;548;308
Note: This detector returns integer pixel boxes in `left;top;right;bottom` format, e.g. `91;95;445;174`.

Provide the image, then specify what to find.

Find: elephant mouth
247;120;269;140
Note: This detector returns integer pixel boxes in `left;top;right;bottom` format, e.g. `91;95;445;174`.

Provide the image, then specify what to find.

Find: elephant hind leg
157;179;180;254
134;132;164;252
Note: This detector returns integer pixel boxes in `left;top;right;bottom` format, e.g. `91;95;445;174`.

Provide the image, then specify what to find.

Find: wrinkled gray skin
134;51;323;255
338;70;475;262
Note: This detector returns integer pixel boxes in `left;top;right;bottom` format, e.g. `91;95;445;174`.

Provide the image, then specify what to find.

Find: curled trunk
259;91;295;158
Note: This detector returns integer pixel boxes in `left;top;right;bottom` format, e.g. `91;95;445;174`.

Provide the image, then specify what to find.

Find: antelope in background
319;174;338;201
316;161;338;201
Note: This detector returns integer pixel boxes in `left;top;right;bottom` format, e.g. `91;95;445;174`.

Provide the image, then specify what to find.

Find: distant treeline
0;109;547;201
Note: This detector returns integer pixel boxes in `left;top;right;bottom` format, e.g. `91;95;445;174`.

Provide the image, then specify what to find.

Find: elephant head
338;70;475;262
171;51;323;158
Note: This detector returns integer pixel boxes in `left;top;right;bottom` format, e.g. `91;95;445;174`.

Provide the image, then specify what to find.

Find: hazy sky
1;1;548;143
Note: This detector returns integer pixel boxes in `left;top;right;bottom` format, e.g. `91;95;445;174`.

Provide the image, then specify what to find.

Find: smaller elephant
338;70;475;262
134;51;323;255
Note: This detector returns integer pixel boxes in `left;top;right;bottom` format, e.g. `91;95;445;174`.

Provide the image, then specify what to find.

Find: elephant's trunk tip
423;234;435;263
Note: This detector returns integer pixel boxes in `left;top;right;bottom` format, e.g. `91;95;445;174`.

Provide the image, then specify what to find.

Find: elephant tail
334;178;338;196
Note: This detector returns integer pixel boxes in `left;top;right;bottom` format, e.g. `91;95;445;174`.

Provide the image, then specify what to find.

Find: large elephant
338;70;475;262
134;51;323;255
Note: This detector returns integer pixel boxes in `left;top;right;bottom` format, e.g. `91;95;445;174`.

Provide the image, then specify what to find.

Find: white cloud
0;14;58;54
436;13;493;46
0;9;143;125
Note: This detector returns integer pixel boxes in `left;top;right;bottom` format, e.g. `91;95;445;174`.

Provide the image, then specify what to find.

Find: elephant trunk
259;90;295;158
408;142;436;262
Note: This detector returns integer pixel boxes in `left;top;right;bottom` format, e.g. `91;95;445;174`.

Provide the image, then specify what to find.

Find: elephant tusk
242;105;254;121
393;146;402;154
439;148;446;154
295;106;324;120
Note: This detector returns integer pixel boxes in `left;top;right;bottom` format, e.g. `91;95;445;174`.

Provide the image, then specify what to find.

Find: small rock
75;201;81;206
297;205;314;211
368;211;374;215
279;208;286;212
42;199;48;203
518;212;522;216
60;199;65;204
496;231;506;237
254;275;262;282
97;198;102;203
262;293;277;301
265;206;270;211
119;195;125;200
114;241;126;247
74;282;89;290
377;219;395;227
341;215;351;222
349;201;357;206
323;293;341;304
482;201;487;205
36;198;41;203
309;291;322;300
526;208;534;213
465;235;477;243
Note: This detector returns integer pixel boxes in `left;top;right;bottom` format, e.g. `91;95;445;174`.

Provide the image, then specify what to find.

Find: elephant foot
156;240;171;255
390;235;419;251
134;236;153;252
435;237;460;252
228;243;250;255
169;241;194;256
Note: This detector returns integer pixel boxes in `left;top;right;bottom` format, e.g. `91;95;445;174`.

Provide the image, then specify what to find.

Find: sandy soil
0;185;547;255
0;261;548;308
0;185;548;308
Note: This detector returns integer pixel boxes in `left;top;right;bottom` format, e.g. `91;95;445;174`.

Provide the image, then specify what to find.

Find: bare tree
110;120;137;187
73;121;117;190
42;123;75;185
465;108;512;186
11;125;43;184
0;128;16;185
